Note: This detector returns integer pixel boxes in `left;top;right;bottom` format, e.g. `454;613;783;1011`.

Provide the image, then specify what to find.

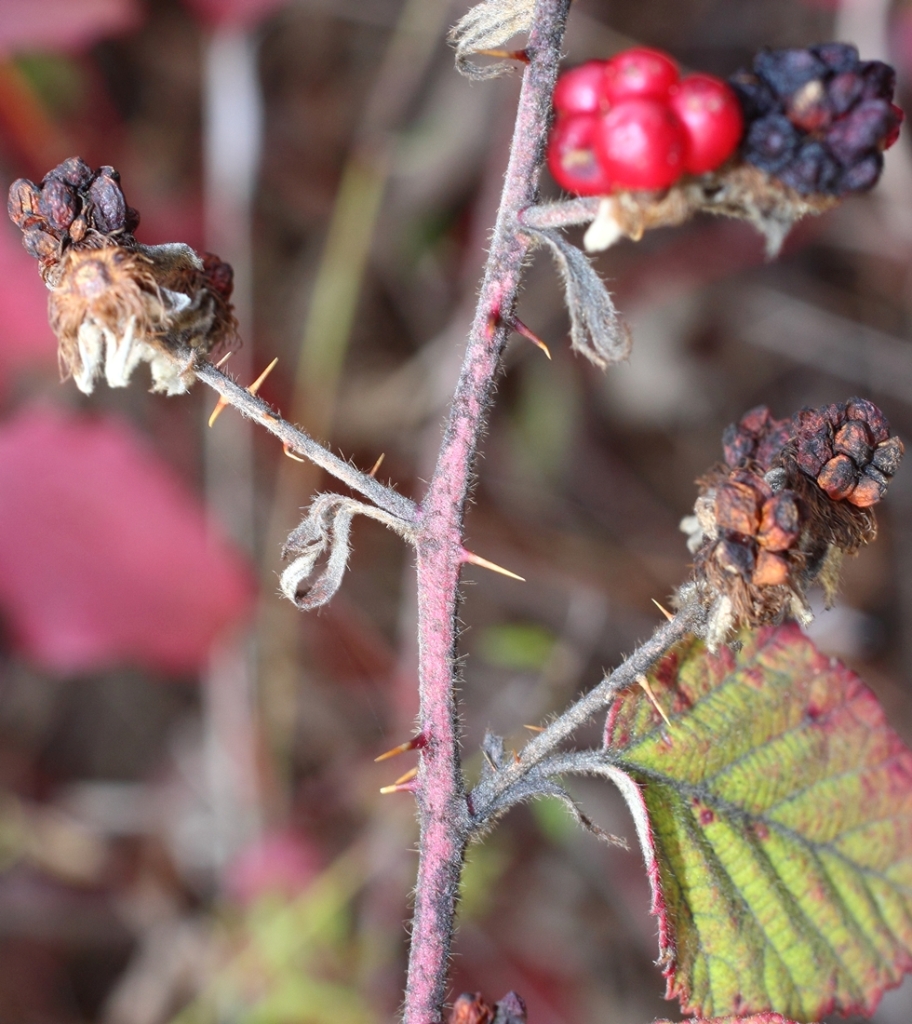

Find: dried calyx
8;157;235;395
680;398;903;649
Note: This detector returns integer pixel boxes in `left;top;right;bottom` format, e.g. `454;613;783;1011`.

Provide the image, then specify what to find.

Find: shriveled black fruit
754;47;827;96
730;44;901;198
744;113;800;173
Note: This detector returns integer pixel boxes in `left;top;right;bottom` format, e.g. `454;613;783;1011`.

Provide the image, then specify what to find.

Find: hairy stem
195;361;418;524
402;2;571;1021
520;195;601;230
468;606;700;828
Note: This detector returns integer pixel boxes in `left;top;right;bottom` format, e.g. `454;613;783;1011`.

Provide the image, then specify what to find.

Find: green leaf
605;623;912;1022
656;1016;800;1024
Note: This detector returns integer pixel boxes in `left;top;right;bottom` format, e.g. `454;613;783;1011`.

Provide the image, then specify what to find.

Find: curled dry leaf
280;493;415;611
447;0;534;79
524;225;631;369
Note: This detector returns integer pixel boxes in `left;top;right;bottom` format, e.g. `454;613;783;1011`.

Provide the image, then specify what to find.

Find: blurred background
0;0;911;1021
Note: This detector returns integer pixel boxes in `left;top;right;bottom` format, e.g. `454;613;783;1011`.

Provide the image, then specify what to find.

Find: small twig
195;361;418;525
467;606;699;829
519;196;601;231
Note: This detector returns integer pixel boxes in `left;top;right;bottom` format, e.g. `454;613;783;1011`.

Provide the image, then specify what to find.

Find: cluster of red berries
547;47;744;195
8;157;140;282
729;44;903;196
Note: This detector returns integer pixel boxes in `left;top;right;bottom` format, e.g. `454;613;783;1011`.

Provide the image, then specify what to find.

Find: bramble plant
7;1;912;1023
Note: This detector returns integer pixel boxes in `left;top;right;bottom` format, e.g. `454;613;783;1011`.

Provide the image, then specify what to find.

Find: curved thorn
283;443;305;462
512;318;551;359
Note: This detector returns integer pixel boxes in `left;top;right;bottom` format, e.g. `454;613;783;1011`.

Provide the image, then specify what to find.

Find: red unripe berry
885;103;904;149
602;47;679;104
553;60;609;116
668;73;744;174
547;113;615;195
594;98;686;190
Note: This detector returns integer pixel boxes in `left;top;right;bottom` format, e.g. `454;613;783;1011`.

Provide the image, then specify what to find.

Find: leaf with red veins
604;623;912;1022
656;1016;801;1024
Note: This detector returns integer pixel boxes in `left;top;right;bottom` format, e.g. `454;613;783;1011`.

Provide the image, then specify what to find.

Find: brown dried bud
846;396;890;443
794;407;834;476
715;536;756;577
39;177;79;233
714;481;760;536
849;465;889;507
47;156;93;189
88;170;127;234
8;178;43;229
821;401;847;429
449;994;495;1024
202;252;234;301
22;227;58;260
757;491;799;551
753;549;790;586
872;436;904;475
817;453;858;500
833;420;873;464
722;404;792;470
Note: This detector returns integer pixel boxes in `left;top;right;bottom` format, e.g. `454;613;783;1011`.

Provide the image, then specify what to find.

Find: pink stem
403;2;571;1022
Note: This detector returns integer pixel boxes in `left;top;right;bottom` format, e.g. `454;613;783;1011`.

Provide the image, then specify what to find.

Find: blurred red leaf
181;0;290;30
0;0;142;54
225;831;322;905
0;225;58;387
0;406;254;674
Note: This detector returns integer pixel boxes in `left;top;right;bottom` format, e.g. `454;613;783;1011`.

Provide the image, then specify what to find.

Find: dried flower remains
679;398;903;649
8;157;236;395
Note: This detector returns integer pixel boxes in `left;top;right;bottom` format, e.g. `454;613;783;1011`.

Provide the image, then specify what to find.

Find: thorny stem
402;2;571;1022
467;606;701;827
195;361;418;525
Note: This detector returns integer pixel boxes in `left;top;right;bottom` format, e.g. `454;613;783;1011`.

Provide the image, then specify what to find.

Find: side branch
195;361;418;524
468;605;700;828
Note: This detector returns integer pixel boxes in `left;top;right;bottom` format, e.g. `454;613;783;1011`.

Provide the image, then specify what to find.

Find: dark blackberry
826;98;895;164
88;169;127;234
858;60;896;101
728;70;779;121
827;72;864;118
743;113;800;173
777;140;841;195
754;47;827;97
810;43;859;74
838;151;883;193
46;157;93;189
